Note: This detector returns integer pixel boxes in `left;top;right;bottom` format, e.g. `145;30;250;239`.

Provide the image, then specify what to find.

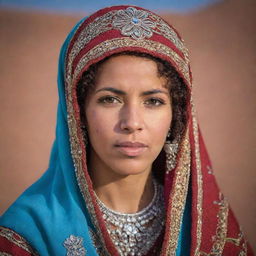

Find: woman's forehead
94;55;169;92
97;55;158;76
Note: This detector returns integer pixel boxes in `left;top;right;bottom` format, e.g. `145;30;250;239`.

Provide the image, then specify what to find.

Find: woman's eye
98;96;121;104
144;98;165;107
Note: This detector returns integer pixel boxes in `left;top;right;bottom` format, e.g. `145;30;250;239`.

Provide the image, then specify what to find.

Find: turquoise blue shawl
0;15;190;255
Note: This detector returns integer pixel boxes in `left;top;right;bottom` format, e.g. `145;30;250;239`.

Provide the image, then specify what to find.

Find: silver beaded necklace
96;179;165;256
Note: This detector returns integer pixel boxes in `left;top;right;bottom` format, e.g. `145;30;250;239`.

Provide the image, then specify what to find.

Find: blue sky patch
0;0;221;14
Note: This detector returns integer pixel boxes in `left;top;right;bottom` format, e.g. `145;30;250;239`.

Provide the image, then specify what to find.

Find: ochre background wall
0;0;255;250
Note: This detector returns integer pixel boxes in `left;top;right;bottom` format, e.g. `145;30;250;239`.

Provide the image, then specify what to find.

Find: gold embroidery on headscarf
239;237;248;256
0;227;39;255
65;11;116;85
71;38;190;88
224;231;248;255
211;193;229;253
65;9;189;80
164;130;191;255
191;97;203;255
199;194;248;255
150;13;189;63
200;233;248;256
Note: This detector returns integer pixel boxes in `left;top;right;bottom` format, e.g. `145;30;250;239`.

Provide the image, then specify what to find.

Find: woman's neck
90;162;154;214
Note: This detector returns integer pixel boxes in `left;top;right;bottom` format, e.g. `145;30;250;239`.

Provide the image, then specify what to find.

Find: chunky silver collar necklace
96;179;165;256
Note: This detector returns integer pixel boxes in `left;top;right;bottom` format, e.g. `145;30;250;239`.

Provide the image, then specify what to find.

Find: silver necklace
96;179;165;256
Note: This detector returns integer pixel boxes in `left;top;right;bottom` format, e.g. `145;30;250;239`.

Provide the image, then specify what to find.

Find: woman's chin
109;162;152;178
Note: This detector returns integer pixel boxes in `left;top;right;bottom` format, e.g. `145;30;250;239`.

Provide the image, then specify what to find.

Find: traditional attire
0;5;253;256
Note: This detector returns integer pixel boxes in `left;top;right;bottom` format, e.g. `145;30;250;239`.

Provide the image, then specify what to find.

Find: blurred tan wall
0;0;255;250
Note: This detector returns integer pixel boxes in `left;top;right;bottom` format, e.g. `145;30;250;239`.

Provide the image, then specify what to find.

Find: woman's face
85;55;172;177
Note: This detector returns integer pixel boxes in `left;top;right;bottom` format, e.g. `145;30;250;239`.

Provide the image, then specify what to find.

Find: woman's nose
119;104;144;133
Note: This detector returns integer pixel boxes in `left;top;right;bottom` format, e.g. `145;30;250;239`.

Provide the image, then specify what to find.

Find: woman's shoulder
0;226;38;256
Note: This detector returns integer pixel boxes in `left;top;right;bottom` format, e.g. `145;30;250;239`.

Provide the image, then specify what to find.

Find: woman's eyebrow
95;87;168;96
141;89;169;96
95;87;126;95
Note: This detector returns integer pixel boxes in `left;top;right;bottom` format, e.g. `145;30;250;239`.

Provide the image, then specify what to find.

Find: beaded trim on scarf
0;226;39;256
71;38;190;88
163;129;191;255
191;97;203;255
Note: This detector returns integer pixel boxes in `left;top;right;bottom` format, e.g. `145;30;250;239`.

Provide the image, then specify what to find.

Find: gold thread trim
238;236;248;256
191;96;203;255
211;194;229;254
71;38;190;88
165;130;191;255
89;229;105;255
65;8;188;78
150;13;189;62
0;227;38;255
65;11;116;85
199;197;248;255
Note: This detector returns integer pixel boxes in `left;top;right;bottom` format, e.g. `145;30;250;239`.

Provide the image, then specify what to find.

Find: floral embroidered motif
63;235;86;256
112;7;156;40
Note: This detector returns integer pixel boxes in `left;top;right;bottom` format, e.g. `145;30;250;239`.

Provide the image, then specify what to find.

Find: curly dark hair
77;51;189;144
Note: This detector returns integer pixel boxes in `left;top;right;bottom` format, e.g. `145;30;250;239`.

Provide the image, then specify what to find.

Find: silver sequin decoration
63;235;86;256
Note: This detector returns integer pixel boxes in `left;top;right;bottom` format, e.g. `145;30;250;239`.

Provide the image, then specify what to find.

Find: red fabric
0;230;34;256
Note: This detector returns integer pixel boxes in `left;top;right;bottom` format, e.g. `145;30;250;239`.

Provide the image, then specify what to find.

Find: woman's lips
114;141;148;157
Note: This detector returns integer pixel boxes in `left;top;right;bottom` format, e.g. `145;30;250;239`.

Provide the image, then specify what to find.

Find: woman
0;5;253;256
